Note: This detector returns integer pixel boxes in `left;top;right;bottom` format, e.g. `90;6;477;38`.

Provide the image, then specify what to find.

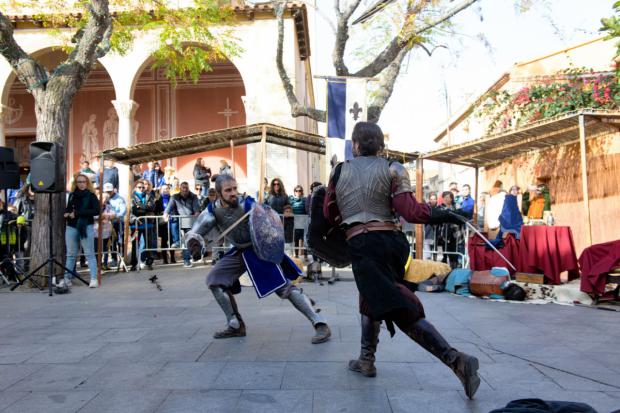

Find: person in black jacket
59;173;100;288
95;159;120;191
130;179;157;270
154;184;176;265
193;158;211;197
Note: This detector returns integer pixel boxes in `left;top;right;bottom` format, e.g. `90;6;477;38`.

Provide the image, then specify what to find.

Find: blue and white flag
326;78;367;164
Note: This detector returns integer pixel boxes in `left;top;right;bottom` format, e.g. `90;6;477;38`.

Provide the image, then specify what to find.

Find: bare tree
275;0;480;123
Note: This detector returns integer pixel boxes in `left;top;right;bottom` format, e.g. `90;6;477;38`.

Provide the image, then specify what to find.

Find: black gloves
186;237;203;261
427;208;468;225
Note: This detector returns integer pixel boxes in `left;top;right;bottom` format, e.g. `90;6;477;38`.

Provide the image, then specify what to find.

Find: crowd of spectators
0;157;318;287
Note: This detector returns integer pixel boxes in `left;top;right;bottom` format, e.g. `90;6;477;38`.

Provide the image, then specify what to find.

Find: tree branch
367;46;409;123
353;0;479;78
332;0;362;76
0;12;49;95
68;0;112;71
275;1;325;122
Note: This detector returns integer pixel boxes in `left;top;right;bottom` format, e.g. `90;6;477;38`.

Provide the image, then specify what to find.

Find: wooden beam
415;158;424;260
578;114;593;246
230;139;236;177
473;166;479;226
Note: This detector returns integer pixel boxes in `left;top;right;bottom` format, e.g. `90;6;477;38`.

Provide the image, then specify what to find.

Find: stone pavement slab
1;267;620;412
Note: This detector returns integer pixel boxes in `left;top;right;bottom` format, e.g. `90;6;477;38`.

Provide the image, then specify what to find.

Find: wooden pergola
415;109;620;258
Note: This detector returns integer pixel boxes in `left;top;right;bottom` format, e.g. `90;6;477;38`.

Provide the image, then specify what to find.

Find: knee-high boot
210;286;246;338
348;315;381;377
403;319;480;399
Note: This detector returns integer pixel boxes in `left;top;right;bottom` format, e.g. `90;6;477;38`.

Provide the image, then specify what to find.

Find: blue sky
309;0;615;151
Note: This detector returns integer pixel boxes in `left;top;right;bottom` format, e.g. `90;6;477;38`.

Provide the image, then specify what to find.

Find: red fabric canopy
579;240;620;295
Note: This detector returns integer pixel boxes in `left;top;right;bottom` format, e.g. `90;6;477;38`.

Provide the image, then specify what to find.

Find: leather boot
404;319;480;399
348;315;381;377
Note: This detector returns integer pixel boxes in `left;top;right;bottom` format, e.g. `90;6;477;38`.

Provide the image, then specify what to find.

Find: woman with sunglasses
130;179;157;271
59;173;100;288
265;178;290;214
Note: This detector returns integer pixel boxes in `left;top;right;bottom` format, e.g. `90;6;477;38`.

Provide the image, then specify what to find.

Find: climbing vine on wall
475;68;620;135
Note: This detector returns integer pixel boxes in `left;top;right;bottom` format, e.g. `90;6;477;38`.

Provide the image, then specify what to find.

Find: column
0;104;7;147
111;99;139;197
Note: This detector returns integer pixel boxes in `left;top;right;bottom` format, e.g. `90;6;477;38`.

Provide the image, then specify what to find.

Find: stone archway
129;54;248;188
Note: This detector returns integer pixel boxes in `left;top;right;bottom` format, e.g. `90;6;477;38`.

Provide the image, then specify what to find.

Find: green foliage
9;0;241;85
601;1;620;64
475;68;620;134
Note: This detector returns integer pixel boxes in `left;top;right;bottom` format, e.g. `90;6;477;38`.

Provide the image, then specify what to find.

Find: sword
450;212;517;273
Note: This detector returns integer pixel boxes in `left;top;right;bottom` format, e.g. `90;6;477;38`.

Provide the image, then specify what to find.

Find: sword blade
463;221;517;272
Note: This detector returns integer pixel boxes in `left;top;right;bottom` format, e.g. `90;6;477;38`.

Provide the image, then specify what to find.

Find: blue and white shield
249;203;285;264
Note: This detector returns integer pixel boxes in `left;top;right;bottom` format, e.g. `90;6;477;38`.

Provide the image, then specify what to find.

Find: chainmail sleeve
389;161;412;196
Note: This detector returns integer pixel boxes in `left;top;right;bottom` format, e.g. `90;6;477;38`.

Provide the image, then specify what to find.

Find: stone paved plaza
1;267;620;413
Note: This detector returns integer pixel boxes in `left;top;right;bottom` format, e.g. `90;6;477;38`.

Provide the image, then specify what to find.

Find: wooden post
415;157;424;259
230;139;236;177
578;114;592;246
258;125;267;203
473;166;479;226
124;164;132;266
97;155;104;285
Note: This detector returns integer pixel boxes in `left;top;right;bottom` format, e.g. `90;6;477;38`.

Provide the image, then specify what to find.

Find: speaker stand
10;194;88;295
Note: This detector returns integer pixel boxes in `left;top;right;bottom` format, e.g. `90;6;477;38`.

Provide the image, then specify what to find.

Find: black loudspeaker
0;147;20;190
30;142;64;193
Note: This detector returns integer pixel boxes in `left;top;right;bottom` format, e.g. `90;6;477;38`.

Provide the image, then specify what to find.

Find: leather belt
345;221;397;240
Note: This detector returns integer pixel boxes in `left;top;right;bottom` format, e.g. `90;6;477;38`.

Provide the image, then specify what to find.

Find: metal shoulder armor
389;161;412;196
188;208;216;237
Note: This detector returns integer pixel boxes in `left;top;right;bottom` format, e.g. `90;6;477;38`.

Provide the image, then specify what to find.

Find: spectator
13;215;29;274
163;165;177;186
13;184;35;220
96;159;120;191
164;181;201;268
171;177;181;195
289;185;307;258
195;183;205;203
438;191;462;269
142;161;164;191
458;184;475;219
7;178;23;206
94;192;113;271
80;160;97;184
60;173;100;288
193;158;211;197
522;182;551;220
219;159;232;176
201;187;217;211
0;198;17;262
449;181;462;208
487;180;506;238
305;181;322;215
266;178;289;214
103;182;126;269
282;204;295;246
131;164;142;183
424;193;439;260
509;185;522;214
130;179;157;271
155;184;176;265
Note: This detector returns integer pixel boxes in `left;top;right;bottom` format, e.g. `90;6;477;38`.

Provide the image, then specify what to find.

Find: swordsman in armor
323;122;480;399
185;174;331;344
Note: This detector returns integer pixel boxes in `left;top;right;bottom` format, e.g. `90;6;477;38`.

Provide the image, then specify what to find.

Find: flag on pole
326;78;367;164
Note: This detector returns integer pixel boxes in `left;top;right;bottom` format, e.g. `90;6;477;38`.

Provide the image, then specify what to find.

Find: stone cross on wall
217;97;239;129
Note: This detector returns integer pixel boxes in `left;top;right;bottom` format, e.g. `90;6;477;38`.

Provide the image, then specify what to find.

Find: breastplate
213;198;252;248
335;156;395;225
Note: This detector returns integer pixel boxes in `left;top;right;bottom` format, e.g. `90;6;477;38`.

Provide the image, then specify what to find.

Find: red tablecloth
468;233;520;274
518;226;579;285
579;240;620;295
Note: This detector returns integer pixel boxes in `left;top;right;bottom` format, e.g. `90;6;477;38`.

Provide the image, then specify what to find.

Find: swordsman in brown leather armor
324;122;481;399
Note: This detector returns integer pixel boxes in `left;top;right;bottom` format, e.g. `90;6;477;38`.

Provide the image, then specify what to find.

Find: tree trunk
29;92;72;286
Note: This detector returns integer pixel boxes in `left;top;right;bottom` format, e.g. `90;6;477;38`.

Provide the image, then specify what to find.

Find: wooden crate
515;272;545;284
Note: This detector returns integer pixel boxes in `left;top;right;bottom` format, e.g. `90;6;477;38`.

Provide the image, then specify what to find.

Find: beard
225;196;238;208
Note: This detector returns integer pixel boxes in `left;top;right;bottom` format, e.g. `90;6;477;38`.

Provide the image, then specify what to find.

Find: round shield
249;203;285;264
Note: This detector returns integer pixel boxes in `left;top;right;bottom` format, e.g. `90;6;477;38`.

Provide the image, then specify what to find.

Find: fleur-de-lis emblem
349;102;363;121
